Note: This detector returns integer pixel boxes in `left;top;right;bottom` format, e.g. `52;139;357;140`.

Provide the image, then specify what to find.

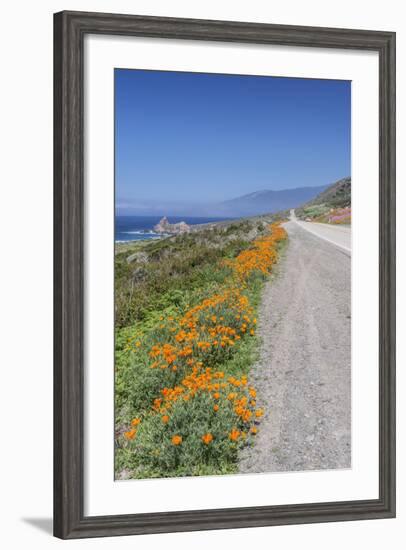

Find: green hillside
295;177;351;222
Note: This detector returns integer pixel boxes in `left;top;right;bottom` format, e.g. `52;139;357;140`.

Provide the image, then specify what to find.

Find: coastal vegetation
115;218;287;479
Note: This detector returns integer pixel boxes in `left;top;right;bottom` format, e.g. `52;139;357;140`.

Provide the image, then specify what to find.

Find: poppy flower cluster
224;222;288;281
122;223;287;472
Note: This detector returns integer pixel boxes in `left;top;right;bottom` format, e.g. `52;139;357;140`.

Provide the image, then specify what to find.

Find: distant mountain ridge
219;185;329;216
116;183;340;217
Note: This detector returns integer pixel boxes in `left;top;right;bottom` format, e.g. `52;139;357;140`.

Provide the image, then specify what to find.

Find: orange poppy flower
229;428;240;441
124;429;137;440
201;433;213;445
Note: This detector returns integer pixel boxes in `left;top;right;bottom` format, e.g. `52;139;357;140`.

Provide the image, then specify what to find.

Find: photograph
114;68;351;480
0;1;398;545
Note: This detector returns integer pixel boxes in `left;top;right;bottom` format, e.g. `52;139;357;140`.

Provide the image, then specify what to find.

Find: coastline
114;212;288;253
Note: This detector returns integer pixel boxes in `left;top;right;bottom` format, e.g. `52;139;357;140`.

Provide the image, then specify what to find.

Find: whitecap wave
115;233;167;243
122;229;157;235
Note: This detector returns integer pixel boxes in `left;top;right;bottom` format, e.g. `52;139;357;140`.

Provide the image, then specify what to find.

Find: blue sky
115;69;350;212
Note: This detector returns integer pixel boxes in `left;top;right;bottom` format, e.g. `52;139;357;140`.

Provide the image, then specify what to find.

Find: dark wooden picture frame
54;10;396;539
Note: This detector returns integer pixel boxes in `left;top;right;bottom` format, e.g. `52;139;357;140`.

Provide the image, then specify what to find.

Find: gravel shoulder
239;221;351;473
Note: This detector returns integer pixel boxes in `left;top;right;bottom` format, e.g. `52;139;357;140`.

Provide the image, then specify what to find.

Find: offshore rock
153;216;191;234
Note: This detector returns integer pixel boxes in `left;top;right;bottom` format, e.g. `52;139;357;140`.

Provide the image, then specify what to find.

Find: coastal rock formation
153;216;191;234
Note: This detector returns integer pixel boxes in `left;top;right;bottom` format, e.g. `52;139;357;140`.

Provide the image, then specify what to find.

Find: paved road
239;219;351;473
290;209;351;254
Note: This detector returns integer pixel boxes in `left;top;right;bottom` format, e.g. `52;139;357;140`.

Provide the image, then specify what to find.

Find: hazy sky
115;69;350;208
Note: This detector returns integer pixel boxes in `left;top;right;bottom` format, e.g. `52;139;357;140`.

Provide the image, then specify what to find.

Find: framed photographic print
54;11;396;539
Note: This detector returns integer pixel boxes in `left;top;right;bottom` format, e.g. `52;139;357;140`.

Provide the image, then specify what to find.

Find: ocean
115;215;230;242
